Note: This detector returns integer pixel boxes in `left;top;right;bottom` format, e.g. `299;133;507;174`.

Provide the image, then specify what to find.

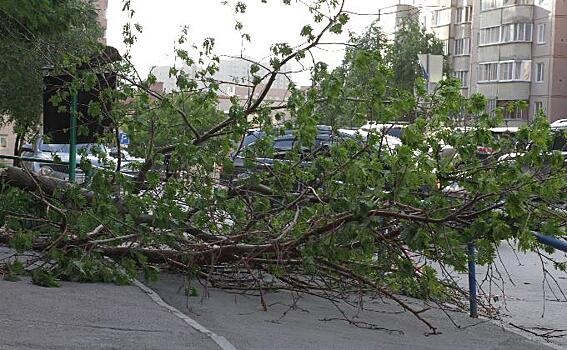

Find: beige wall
95;0;108;44
0;123;16;166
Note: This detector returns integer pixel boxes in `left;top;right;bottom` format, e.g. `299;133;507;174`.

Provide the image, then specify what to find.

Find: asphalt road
0;277;221;350
147;272;554;350
1;244;564;349
463;244;567;349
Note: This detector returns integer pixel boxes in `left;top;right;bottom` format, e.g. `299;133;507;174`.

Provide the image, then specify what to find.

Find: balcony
502;5;533;22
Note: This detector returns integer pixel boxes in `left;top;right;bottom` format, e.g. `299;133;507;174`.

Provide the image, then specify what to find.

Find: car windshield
241;132;265;149
40;143;104;154
551;131;567;151
385;127;404;139
238;130;336;157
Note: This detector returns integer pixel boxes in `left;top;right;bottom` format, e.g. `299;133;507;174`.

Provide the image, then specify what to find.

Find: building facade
0;124;16;165
95;0;108;44
383;0;567;125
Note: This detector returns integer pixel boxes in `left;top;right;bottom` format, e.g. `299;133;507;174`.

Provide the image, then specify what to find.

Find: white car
21;137;143;183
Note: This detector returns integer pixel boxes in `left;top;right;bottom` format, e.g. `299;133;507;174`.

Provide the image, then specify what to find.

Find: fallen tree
1;0;567;334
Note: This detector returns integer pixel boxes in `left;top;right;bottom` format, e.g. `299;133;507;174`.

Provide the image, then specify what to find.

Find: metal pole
69;93;78;183
534;233;567;252
467;242;478;318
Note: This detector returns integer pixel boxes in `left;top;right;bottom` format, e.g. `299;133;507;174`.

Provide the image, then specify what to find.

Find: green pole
69;93;78;182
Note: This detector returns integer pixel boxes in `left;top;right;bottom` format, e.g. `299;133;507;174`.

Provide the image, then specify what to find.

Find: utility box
418;54;444;94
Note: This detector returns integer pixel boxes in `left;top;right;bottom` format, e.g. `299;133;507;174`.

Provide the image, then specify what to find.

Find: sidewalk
0;277;219;350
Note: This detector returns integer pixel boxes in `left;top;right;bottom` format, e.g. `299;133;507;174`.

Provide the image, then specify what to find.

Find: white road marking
132;279;238;350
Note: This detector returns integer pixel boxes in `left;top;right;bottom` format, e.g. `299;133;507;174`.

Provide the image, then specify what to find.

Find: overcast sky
106;0;400;84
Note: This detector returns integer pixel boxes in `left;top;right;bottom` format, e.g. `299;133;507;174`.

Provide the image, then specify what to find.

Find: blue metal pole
534;233;567;252
69;93;78;183
467;242;478;318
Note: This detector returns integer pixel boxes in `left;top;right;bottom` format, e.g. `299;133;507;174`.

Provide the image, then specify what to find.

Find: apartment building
414;0;567;125
95;0;109;44
375;3;421;40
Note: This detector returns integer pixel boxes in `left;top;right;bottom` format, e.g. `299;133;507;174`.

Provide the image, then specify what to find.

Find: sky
105;0;402;84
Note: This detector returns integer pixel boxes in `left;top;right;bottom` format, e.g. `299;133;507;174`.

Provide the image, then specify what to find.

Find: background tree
0;0;102;150
316;24;394;128
386;17;445;93
317;18;445;128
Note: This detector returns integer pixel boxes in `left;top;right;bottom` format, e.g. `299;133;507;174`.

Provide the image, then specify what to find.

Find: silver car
21;137;142;183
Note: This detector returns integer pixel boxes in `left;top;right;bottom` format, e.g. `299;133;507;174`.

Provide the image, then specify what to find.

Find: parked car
551;119;567;129
359;122;408;139
21;136;142;183
227;125;333;180
223;125;401;183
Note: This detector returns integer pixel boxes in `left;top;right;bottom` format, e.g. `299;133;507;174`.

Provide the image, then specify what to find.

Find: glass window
479;26;501;45
452;71;469;87
40;143;102;154
481;0;503;11
456;6;472;23
499;62;514;80
498;61;531;81
502;23;532;42
503;0;533;5
551;131;567;151
433;8;452;26
487;99;498;115
518;61;531;81
536;63;545;82
273;138;295;151
498;100;528;120
0;135;7;148
441;39;450;55
537;23;546;44
454;38;470;55
478;63;499;81
535;101;544;113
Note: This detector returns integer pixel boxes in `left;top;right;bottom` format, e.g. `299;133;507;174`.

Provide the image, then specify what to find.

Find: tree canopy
0;0;102;137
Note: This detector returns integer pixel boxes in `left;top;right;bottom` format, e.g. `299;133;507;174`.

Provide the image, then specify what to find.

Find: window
502;23;532;42
479;26;501;45
481;0;502;11
536;63;545;82
441;39;450;55
478;63;499;82
0;135;7;148
498;100;528;120
504;0;532;5
499;62;514;81
456;6;472;23
482;0;531;10
454;38;471;56
535;101;544;113
453;71;469;87
487;99;498;115
432;8;452;26
537;23;546;44
498;61;531;81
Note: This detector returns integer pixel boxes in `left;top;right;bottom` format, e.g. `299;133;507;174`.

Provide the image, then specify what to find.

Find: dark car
224;125;365;182
222;125;401;185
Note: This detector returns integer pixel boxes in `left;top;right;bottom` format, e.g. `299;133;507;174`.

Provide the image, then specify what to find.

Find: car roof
551;119;567;130
490;127;519;133
359;123;408;131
